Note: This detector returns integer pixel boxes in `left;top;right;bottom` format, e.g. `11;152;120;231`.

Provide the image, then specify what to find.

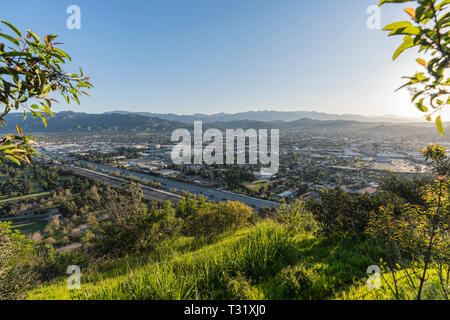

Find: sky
1;0;446;119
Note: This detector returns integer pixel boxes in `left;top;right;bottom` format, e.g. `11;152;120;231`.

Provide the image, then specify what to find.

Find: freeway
63;165;182;203
59;160;279;209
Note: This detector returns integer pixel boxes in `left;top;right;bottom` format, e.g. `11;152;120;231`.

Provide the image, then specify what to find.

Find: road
59;161;279;209
63;165;182;203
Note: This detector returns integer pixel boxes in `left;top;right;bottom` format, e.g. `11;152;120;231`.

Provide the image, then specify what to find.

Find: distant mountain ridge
104;110;422;124
1;111;182;133
1;111;445;139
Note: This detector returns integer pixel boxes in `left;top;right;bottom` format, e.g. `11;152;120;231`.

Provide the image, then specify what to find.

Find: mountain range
104;110;422;124
1;111;446;140
1;111;182;134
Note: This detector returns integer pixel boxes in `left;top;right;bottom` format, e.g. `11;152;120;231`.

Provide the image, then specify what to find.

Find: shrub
278;199;318;235
185;201;252;238
36;244;90;282
93;183;180;256
224;272;265;300
306;189;405;238
0;222;37;300
274;264;313;299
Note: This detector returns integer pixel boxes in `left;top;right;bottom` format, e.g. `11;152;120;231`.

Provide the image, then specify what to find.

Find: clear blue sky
1;0;438;118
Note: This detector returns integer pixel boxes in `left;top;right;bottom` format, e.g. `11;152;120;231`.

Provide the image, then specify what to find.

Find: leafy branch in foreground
366;144;449;300
0;20;92;164
379;0;449;135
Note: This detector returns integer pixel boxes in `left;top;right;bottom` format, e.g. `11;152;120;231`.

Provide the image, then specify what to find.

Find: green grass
338;266;448;300
12;221;47;235
28;220;387;300
0;191;51;204
242;180;270;192
0;193;18;200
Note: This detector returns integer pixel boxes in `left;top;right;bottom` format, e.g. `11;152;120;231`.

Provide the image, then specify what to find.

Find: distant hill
1;111;184;134
1;111;447;140
105;110;422;124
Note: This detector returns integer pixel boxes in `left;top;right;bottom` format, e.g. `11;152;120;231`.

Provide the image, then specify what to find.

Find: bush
274;264;313;299
224;272;265;300
93;183;180;256
36;244;90;282
306;189;405;238
0;222;37;300
185;201;252;238
277;199;318;235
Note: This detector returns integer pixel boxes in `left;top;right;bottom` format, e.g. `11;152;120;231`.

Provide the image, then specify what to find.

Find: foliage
366;144;449;299
36;244;90;282
92;182;180;256
422;143;450;175
273;264;314;300
29;220;386;300
340;265;449;300
379;174;432;205
224;272;265;300
0;221;37;299
379;0;449;135
0;21;92;164
306;188;404;238
277;199;319;235
183;199;253;238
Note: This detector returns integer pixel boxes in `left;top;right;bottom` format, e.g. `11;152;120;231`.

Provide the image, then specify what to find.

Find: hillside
1;112;184;134
28;220;444;300
26;221;387;300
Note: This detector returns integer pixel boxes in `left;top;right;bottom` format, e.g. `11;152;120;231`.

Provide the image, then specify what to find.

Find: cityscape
0;0;449;308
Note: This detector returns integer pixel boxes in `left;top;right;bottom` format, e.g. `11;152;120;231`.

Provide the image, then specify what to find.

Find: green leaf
388;26;420;36
383;21;413;31
39;84;52;97
415;101;428;112
26;30;41;44
0;20;22;37
436;0;450;10
53;48;71;61
0;33;19;46
436;116;444;136
379;0;414;6
393;37;415;60
5;155;21;166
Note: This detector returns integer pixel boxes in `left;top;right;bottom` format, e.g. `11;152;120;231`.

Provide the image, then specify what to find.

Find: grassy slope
29;220;389;300
12;221;48;235
0;191;51;204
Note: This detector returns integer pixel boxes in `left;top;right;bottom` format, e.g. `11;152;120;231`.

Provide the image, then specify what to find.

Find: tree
0;21;92;164
366;144;449;300
379;174;432;205
93;183;180;256
305;188;399;238
379;0;449;135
